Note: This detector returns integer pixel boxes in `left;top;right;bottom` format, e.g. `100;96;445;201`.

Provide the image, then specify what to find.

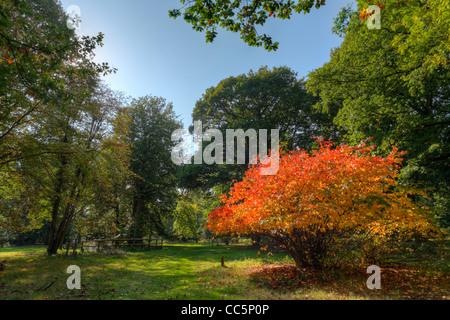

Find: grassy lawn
0;243;448;300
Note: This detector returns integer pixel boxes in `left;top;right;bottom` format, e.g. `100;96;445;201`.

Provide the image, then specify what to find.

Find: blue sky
60;0;354;128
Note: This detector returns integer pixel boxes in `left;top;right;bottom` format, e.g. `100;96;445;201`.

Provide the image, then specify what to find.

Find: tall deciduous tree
0;0;115;169
306;0;450;227
72;93;133;240
180;66;341;190
127;96;183;238
0;81;131;254
0;0;122;253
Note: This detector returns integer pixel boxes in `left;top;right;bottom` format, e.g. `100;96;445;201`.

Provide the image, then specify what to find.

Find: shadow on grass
0;243;281;300
245;262;450;300
1;243;448;300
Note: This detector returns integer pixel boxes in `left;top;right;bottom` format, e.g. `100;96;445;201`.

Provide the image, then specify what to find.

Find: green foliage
74;99;134;239
170;0;327;51
332;4;356;38
173;196;200;241
180;66;341;190
127;96;183;238
1;81;132;254
0;0;128;254
306;0;450;228
0;227;15;247
0;0;115;169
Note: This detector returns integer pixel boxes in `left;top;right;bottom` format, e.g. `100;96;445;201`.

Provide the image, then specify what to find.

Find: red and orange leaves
207;139;435;239
360;2;385;20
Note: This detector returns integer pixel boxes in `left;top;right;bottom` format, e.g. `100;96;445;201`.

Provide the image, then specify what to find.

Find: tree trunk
47;168;83;255
131;196;146;238
47;197;62;255
47;171;66;254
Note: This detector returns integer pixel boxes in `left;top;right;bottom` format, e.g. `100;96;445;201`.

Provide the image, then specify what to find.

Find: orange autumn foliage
359;2;385;20
207;140;436;268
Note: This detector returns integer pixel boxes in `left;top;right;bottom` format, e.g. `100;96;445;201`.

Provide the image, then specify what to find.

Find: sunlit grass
0;243;448;300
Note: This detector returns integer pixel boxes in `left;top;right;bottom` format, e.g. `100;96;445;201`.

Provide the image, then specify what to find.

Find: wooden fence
80;238;163;253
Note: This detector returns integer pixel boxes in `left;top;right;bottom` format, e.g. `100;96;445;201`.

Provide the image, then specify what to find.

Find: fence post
65;240;71;256
72;239;78;256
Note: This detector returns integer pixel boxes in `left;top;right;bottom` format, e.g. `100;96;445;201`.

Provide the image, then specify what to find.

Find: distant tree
127;96;183;238
173;196;200;242
172;189;224;241
180;66;341;190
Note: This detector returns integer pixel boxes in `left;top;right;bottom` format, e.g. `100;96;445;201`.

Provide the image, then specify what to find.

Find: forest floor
0;242;448;300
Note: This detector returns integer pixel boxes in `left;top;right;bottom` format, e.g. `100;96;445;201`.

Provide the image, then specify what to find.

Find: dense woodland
0;0;448;268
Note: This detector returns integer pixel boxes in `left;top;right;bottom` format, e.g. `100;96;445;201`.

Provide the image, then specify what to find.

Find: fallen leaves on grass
244;263;450;300
246;264;310;291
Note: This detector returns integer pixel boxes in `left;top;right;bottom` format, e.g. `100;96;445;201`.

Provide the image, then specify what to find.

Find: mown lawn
0;243;448;300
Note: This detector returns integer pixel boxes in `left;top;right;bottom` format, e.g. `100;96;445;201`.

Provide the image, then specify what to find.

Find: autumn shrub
207;140;438;270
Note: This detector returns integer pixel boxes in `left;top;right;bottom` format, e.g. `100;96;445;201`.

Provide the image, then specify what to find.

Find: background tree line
0;0;448;252
176;0;449;237
0;0;182;251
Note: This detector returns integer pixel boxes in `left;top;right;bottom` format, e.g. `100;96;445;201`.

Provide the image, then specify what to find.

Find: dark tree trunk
271;228;331;270
131;196;146;239
47;165;67;254
47;168;83;255
47;201;75;255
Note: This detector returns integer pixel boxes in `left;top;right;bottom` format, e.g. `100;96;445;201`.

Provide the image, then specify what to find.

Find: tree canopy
306;0;450;227
0;0;127;253
170;0;327;51
179;66;341;190
0;0;115;169
128;96;183;238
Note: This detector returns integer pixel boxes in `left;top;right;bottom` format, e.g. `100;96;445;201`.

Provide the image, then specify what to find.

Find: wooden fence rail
80;238;163;253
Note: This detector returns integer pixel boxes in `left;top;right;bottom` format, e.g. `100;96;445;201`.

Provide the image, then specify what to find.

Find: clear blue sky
60;0;354;128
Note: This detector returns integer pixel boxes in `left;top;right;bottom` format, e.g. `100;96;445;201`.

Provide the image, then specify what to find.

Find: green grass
0;243;448;300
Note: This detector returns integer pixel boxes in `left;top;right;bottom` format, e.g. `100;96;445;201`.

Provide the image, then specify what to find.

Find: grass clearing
0;243;448;300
